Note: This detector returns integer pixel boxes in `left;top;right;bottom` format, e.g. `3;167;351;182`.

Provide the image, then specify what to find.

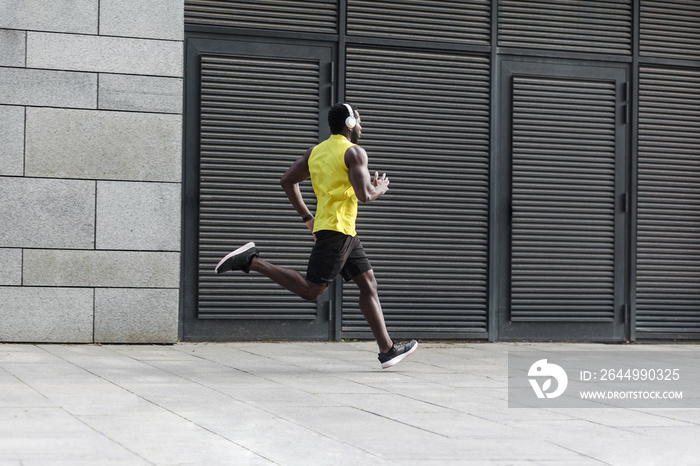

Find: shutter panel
511;76;617;321
347;0;490;45
197;53;319;320
640;0;700;61
498;0;632;55
185;0;338;33
343;47;490;338
637;66;700;336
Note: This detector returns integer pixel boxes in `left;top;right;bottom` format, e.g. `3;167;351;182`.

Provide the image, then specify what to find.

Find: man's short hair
328;103;356;134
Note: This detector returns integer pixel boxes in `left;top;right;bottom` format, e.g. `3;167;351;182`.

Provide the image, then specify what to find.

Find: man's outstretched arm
345;145;389;203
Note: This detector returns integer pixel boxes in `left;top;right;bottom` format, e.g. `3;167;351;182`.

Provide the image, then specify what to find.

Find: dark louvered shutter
347;0;490;45
185;0;337;33
640;0;700;61
636;66;700;337
197;52;323;322
342;47;490;339
510;76;618;322
498;0;632;55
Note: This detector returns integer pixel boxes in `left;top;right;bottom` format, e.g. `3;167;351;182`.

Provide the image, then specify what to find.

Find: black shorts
305;230;372;286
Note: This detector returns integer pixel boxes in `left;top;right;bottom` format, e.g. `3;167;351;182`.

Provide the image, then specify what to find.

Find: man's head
328;103;361;143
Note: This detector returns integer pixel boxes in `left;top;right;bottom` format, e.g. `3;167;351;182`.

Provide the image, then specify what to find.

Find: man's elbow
356;191;372;203
280;175;291;190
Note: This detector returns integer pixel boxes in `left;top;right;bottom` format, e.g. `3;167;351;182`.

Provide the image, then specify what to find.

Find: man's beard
350;128;360;144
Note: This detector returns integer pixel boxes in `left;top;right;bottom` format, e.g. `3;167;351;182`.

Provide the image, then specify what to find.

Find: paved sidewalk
1;341;699;465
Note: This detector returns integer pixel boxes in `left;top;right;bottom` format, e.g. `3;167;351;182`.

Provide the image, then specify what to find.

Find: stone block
0;249;22;285
0;29;26;67
97;181;181;251
0;177;95;249
0;105;24;176
0;67;96;108
0;287;93;343
23;250;180;288
0;0;98;34
99;74;183;114
95;288;179;343
27;32;182;77
25;108;181;182
100;0;184;41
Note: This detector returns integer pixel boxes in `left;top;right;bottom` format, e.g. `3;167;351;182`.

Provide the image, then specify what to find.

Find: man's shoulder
344;144;367;167
344;144;364;156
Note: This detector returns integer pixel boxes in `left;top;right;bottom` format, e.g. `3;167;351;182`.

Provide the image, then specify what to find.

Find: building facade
0;0;184;343
1;0;699;343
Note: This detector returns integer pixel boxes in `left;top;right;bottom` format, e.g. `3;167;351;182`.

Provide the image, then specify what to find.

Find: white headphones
343;103;356;129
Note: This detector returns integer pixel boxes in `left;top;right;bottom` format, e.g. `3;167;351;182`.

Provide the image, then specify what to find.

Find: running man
215;103;417;369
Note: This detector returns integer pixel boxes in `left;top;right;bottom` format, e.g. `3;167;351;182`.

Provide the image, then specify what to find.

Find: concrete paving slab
0;368;53;408
173;406;390;466
0;407;143;464
1;342;699;465
78;411;267;465
545;424;696;465
0;363;151;415
544;407;697;428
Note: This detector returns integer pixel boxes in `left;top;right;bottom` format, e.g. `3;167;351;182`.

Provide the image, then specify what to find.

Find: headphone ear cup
343;104;356;129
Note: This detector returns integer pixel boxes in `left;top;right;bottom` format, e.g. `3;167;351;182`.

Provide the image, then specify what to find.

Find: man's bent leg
353;270;393;353
250;256;327;302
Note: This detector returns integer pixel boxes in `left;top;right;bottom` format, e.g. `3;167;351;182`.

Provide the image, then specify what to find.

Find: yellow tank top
308;134;358;236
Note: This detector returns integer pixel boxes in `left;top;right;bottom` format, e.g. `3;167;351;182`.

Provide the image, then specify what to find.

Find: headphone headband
343;103;353;118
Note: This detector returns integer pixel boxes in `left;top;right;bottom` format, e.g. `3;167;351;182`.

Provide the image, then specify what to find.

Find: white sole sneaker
380;340;418;369
215;242;256;274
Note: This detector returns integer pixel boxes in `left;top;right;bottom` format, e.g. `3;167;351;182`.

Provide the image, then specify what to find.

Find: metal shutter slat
197;54;319;320
185;0;337;33
511;76;617;322
637;66;700;336
343;46;490;338
347;0;490;45
640;0;700;61
498;0;632;55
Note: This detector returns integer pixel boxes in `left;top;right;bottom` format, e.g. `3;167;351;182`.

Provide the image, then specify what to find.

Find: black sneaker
378;340;418;369
215;242;259;274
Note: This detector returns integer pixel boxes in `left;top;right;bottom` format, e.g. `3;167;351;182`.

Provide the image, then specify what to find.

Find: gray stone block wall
25;108;182;181
0;105;24;176
0;0;184;343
